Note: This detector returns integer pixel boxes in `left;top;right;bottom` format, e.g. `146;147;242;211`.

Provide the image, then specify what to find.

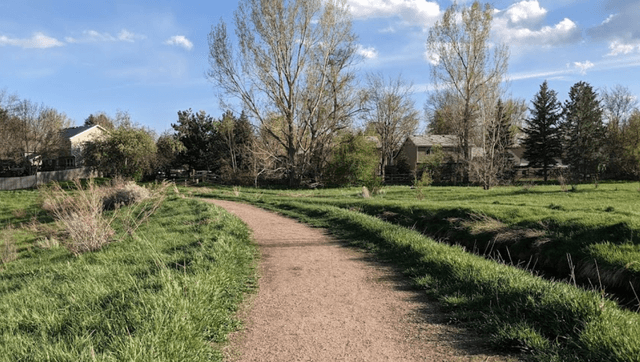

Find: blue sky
2;0;640;133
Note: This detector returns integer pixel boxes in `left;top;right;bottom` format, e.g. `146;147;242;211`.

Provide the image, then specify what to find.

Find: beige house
47;125;107;169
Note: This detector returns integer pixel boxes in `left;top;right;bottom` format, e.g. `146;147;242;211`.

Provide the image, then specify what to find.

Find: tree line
0;90;73;175
4;0;639;188
522;81;640;183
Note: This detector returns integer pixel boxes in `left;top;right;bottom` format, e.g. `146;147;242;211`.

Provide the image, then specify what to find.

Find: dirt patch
203;199;519;362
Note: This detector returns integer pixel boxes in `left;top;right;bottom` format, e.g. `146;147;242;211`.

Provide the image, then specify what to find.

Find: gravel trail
203;199;518;362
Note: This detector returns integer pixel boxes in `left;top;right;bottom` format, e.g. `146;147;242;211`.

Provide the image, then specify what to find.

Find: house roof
408;134;458;147
61;125;105;140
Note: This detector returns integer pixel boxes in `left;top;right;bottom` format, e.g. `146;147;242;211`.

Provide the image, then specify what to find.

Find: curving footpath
203;199;518;362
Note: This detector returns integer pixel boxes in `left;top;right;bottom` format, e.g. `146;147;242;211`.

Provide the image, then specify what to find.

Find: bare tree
472;98;525;188
425;89;461;135
362;73;419;179
426;1;509;183
601;85;639;178
208;0;358;186
0;91;21;160
2;99;72;173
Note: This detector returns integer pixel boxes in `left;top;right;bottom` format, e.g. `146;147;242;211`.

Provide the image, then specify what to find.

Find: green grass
199;183;640;301
0;194;257;361
193;183;640;361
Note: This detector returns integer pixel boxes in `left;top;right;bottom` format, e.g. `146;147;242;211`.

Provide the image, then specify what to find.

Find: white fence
0;168;97;191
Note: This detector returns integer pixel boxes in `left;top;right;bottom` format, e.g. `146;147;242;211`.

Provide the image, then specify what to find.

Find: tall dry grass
41;178;169;256
0;227;18;266
41;179;117;256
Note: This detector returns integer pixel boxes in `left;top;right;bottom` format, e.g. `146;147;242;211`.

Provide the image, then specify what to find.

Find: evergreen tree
171;109;219;171
562;81;605;182
523;81;563;182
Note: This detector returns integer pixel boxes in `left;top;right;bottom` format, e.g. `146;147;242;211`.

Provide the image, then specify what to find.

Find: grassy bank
194;184;640;361
199;183;640;305
0;192;257;361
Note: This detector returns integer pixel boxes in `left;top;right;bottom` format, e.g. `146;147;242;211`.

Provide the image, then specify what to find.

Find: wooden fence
0;167;97;191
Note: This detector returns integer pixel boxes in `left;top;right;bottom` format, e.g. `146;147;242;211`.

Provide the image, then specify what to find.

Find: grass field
201;183;640;301
193;182;640;361
0;187;257;361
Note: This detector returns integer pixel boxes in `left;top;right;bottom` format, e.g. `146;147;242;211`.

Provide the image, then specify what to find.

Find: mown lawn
193;182;640;361
0;189;257;362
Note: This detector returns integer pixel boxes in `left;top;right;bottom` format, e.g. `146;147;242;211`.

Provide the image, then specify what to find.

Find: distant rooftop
61;125;103;140
408;134;458;147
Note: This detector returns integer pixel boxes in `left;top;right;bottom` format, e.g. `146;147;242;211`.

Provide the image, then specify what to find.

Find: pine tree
523;81;563;182
562;81;605;182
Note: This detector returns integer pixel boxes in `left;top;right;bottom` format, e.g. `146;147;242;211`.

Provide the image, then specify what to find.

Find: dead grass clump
465;213;506;234
1;227;19;265
36;237;60;250
102;181;151;210
41;179;117;256
41;178;169;256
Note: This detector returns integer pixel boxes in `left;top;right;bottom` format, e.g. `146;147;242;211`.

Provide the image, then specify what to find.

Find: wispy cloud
507;69;570;81
65;29;146;44
607;40;640;56
573;61;594;75
164;35;193;50
0;32;64;49
347;0;441;27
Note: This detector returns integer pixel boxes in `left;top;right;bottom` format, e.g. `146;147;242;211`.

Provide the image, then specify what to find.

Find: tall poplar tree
562;81;605;182
522;81;563;182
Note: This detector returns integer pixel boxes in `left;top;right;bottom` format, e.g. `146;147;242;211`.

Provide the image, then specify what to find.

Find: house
42;125;107;170
507;143;567;179
398;135;459;174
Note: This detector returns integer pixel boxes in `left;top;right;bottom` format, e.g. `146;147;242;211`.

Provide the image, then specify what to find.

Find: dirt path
204;199;518;362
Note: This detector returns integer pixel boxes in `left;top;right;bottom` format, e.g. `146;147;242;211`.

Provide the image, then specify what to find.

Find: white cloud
601;14;617;25
65;29;145;43
494;16;580;47
164;35;193;50
573;60;594;75
492;1;581;48
347;0;441;27
0;32;64;49
503;0;546;25
356;44;378;59
607;40;640;56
